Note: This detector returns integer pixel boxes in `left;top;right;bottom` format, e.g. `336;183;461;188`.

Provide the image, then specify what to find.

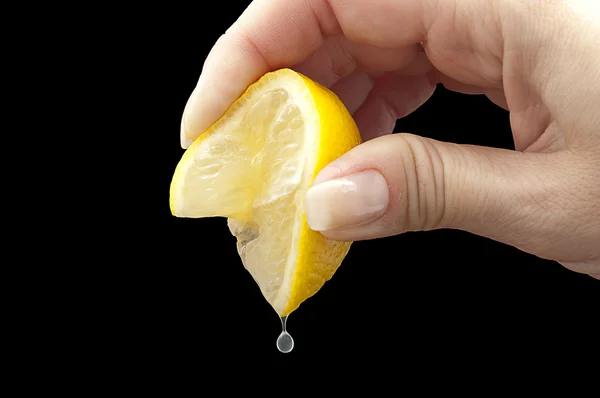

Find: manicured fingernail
180;84;204;149
180;118;193;148
305;169;389;231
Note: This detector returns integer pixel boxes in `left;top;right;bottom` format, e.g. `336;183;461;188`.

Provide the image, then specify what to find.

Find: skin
180;0;600;280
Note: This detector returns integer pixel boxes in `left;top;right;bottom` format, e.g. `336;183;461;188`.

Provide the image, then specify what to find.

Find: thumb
304;133;570;259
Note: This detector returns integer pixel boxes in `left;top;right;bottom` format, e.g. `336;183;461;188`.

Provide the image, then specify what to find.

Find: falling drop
276;315;294;353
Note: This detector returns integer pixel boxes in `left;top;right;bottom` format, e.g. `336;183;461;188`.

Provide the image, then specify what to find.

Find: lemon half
170;68;361;316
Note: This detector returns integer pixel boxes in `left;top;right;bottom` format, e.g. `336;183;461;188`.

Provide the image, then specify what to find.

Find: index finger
180;0;427;148
180;0;332;147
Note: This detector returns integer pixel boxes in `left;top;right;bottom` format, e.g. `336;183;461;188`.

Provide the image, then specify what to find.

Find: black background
113;0;598;378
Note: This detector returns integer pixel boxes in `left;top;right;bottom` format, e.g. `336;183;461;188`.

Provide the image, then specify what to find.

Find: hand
179;0;600;279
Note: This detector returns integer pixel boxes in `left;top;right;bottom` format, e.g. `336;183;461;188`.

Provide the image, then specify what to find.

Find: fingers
304;134;598;262
327;71;376;115
182;32;422;147
180;0;598;154
293;36;419;88
181;0;506;147
352;72;437;141
291;36;422;118
180;0;340;147
435;73;508;110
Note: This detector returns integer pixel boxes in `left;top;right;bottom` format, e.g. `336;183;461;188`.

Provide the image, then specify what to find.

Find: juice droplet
276;315;294;353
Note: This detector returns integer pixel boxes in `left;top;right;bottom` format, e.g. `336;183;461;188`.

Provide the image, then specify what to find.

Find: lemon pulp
170;69;361;315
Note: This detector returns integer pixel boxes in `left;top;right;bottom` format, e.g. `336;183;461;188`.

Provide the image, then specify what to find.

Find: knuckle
396;134;447;231
327;38;357;80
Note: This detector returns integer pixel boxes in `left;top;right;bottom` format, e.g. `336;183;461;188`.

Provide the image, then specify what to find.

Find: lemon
170;68;361;316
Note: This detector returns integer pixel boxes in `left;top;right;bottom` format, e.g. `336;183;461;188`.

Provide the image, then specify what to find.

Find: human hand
179;0;600;279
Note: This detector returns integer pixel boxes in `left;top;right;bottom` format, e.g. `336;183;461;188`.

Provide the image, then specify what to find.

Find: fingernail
180;118;193;149
305;169;389;231
180;85;204;149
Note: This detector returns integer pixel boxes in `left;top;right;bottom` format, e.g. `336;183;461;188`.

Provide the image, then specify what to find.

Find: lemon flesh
170;69;361;316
